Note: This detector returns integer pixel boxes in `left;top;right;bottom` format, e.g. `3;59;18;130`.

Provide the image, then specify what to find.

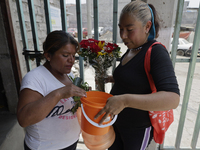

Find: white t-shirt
20;65;81;150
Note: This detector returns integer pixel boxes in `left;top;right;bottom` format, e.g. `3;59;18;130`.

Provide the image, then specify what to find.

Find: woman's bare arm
95;91;179;125
17;84;86;127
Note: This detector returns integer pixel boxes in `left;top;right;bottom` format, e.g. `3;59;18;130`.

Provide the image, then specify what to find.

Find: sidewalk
164;58;200;148
75;42;200;149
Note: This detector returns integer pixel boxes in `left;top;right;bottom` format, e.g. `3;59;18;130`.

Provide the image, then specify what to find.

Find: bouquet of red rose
78;39;121;91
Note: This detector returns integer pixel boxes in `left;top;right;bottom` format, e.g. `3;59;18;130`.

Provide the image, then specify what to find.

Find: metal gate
15;0;200;149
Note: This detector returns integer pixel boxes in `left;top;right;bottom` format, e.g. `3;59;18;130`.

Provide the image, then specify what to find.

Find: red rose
80;40;90;49
107;43;118;48
90;43;101;53
79;39;119;55
88;38;99;44
105;45;115;53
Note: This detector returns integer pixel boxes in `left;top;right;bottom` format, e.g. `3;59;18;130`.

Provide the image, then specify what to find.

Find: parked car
91;27;104;36
67;28;77;37
170;38;193;56
75;28;88;38
185;46;200;57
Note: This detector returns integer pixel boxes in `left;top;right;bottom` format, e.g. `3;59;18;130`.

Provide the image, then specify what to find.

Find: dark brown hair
43;30;80;55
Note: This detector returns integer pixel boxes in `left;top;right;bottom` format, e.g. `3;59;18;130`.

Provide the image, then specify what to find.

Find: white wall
147;0;178;52
8;0;60;77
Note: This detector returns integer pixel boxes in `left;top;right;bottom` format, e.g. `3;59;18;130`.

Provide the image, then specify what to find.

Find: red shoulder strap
144;42;166;93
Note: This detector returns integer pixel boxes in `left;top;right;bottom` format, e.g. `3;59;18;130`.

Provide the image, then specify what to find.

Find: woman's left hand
94;95;126;125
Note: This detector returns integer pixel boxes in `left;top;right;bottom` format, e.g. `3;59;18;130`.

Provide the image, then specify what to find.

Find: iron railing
15;0;200;149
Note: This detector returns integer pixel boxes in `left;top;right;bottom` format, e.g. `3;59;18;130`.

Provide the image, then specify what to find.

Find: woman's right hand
58;83;87;99
94;95;126;125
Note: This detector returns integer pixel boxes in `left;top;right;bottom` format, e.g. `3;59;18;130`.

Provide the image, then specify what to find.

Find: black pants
24;140;78;150
108;125;153;150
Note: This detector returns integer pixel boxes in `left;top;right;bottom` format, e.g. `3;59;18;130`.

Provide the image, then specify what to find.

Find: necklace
130;46;142;51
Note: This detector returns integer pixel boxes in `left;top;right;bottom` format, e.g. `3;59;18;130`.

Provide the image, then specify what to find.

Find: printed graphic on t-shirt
46;98;77;120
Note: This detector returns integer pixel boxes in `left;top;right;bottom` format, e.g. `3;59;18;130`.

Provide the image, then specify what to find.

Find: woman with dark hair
95;1;180;149
17;30;86;150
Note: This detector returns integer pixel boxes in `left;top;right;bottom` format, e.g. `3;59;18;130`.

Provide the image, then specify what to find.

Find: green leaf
71;77;90;114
